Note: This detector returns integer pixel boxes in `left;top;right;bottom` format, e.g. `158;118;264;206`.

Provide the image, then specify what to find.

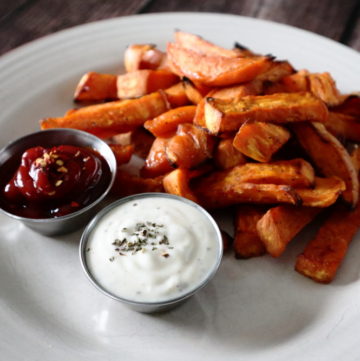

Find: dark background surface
1;0;360;56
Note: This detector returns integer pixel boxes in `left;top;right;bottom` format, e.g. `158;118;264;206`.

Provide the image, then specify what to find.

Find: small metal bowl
79;193;223;313
0;128;116;236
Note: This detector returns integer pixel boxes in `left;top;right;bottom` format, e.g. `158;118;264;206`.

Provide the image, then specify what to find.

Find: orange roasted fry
295;202;360;283
74;72;118;102
233;122;290;162
323;112;360;142
124;44;166;72
141;137;174;178
163;82;190;107
167;42;272;87
308;72;342;107
163;168;199;202
350;145;360;173
166;123;214;169
41;91;169;138
193;180;300;209
111;128;155;159
332;95;360;117
214;138;247;169
174;30;242;58
292;122;359;207
109;144;134;165
144;105;196;137
193;98;207;128
233;205;267;258
257;206;321;257
117;69;179;99
295;176;346;207
112;170;164;198
204;92;329;134
182;78;213;104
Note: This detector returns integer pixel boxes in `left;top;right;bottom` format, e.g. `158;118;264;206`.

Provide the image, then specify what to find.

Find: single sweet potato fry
295;176;346;207
236;159;315;187
111;170;164;198
193;180;300;209
295;202;360;283
141;137;174;178
174;30;242;58
332;95;360;117
166;123;214;169
117;69;179;99
167;42;272;87
109;144;134;165
234;205;267;258
41;91;169;138
292;122;359;206
144;105;196;137
233;122;290;162
163;82;190;107
257;206;321;257
350;145;360;173
308;72;342;107
323;112;360;142
193;99;207;128
182;77;213;104
124;44;165;72
192;164;302;208
163;168;199;202
214;138;247;169
111;128;155;159
204;92;329;134
74;72;118;102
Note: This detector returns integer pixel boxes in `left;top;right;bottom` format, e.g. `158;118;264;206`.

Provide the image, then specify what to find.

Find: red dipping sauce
1;145;111;218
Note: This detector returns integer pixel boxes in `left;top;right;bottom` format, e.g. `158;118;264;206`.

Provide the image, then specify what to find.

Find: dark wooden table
1;0;359;56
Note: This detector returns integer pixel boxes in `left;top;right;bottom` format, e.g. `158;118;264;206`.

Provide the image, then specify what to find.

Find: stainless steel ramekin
0;128;116;236
79;193;223;313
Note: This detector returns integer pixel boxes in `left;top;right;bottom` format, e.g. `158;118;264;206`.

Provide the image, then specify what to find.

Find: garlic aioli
85;196;221;302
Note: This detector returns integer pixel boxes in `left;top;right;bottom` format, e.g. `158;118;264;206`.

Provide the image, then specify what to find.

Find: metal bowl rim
0;128;117;223
79;192;223;307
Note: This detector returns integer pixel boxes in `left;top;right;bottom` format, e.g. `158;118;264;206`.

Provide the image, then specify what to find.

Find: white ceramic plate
1;13;360;361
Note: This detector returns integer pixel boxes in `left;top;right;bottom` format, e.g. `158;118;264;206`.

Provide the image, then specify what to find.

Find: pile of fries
40;31;360;284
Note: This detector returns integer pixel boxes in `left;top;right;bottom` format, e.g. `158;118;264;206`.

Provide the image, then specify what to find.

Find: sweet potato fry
308;72;342;107
204;92;329;134
214;138;247;169
332;95;360;117
174;30;242;58
124;44;165;72
233;205;267;258
193;180;300;209
111;128;155;159
295;176;346;207
163;82;190;107
264;70;309;94
236;159;315;187
295;203;360;283
144;105;196;137
111;170;164;198
292;122;359;206
193;99;206;128
166;123;214;169
74;72;117;102
350;145;360;173
167;42;272;87
141;137;174;178
257;206;321;257
233;122;290;162
182;77;213;104
40;91;169;138
323;112;360;141
163;168;199;202
117;69;179;99
109;144;134;165
255;60;294;83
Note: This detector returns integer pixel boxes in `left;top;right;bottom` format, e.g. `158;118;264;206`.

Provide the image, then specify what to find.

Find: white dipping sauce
85;196;221;302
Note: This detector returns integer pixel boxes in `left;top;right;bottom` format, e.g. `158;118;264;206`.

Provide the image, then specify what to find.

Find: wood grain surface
0;0;359;56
